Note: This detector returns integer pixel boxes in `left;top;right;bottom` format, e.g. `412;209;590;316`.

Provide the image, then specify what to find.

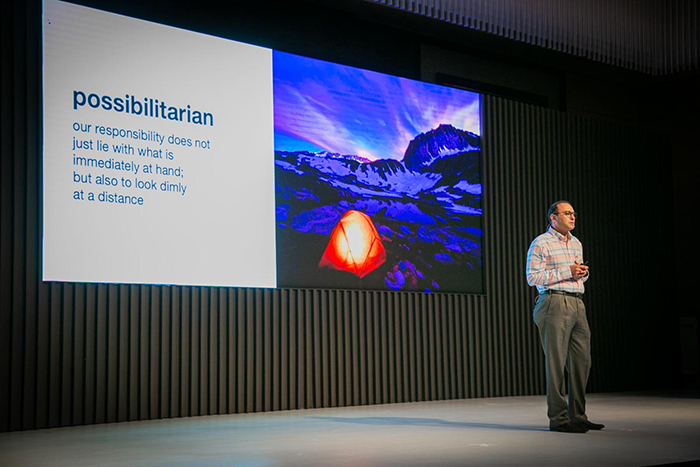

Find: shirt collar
547;226;572;241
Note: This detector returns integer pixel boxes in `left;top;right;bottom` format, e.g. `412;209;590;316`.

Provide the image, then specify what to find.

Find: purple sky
273;51;481;161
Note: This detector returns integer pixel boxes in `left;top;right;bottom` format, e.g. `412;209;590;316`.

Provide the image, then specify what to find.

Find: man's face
552;202;576;233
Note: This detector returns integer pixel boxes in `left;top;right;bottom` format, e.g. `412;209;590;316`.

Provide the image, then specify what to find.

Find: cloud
273;51;481;160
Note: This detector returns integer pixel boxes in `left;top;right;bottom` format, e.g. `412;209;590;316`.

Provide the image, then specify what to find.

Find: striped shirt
526;226;588;294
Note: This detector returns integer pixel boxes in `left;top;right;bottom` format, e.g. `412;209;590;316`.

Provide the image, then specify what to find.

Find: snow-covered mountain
275;124;481;202
402;124;481;172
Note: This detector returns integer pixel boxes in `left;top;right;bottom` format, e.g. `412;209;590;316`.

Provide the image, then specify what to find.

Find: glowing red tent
319;210;386;278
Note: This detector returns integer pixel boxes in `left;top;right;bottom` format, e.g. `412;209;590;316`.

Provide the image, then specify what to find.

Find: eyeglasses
556;211;577;218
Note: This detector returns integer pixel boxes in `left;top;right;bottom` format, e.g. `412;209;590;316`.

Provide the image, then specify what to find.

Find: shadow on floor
307;416;546;432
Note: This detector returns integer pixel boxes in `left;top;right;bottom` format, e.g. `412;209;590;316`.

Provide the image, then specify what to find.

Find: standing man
526;200;604;433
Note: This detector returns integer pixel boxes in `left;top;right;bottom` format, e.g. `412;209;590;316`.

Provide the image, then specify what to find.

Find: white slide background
43;0;277;288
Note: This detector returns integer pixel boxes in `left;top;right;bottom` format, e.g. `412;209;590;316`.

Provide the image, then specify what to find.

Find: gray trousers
533;292;592;428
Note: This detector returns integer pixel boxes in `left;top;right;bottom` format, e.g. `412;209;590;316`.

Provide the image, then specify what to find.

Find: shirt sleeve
526;241;573;287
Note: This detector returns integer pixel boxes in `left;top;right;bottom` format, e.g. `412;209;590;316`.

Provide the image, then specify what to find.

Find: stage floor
1;392;699;466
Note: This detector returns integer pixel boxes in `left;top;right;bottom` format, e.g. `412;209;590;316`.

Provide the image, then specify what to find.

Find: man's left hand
570;261;589;278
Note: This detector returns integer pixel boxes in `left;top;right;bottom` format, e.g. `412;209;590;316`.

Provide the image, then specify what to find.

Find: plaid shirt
526;226;588;294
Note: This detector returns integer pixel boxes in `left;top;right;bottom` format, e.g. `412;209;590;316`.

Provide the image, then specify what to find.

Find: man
526;200;604;433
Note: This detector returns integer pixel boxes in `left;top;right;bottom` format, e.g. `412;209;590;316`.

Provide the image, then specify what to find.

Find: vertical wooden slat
246;289;255;413
386;293;396;403
271;289;280;411
106;284;119;423
312;290;322;408
148;287;160;420
180;287;191;417
189;287;200;416
67;285;81;425
515;102;526;395
427;294;437;400
263;289;273;412
128;285;138;420
255;289;263;412
157;287;169;419
342;291;351;406
400;294;410;402
378;292;388;404
522;103;534;396
28;280;41;430
209;288;218;414
320;290;330;408
407;294;417;401
235;289;245;412
84;285;97;424
94;285;107;424
34;286;49;429
227;289;236;413
364;292;374;405
280;290;288;411
419;293;429;400
170;287;181;418
198;287;208;415
355;291;366;404
357;291;367;405
445;295;456;399
136;286;147;419
370;292;380;404
465;297;475;398
288;289;297;410
435;295;445;399
116;286;128;422
304;289;313;409
328;290;338;407
61;285;74;425
396;293;404;402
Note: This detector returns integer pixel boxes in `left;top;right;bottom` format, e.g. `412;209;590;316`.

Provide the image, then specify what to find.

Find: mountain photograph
272;51;483;293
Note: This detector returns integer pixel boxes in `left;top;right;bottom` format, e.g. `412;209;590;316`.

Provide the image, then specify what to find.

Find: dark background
1;0;698;432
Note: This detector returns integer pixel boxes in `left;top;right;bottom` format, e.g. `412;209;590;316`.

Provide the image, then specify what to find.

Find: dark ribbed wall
370;0;700;75
1;0;674;432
